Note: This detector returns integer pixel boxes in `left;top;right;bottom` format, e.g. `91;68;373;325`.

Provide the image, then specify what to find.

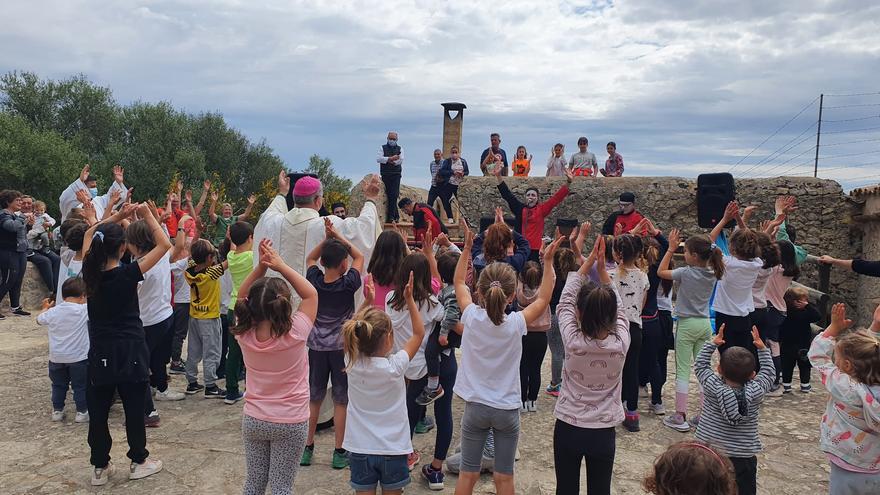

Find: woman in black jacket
0;190;31;319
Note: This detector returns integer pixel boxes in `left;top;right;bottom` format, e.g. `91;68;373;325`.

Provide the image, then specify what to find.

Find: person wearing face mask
376;131;404;223
493;165;573;262
436;145;470;223
479;133;509;176
602;192;645;236
59;164;129;222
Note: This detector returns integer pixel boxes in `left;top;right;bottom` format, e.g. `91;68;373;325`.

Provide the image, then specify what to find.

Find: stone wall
451;176;865;319
1;265;51;311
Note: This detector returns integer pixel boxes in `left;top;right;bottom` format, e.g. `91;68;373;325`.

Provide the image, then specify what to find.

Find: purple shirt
554;272;631;428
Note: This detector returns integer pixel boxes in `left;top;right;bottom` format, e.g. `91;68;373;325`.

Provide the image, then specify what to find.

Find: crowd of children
4;160;880;495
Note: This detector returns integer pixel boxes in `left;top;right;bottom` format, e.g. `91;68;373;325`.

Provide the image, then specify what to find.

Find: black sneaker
415;385;445;406
11;307;31;316
204;385;226;398
185;382;204;395
169;362;186;375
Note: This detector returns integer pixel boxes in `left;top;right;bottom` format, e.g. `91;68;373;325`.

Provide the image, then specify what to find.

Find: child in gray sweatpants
183;239;228;398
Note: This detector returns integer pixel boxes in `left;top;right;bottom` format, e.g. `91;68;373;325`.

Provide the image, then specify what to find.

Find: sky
2;0;880;192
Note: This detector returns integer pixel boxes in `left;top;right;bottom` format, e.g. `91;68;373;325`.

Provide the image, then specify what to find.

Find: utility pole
814;93;824;178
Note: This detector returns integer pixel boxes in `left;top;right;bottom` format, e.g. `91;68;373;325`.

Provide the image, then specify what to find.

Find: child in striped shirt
694;324;774;495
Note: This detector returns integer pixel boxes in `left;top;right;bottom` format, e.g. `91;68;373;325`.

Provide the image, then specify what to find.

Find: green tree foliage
305;154;353;207
0;71;284;219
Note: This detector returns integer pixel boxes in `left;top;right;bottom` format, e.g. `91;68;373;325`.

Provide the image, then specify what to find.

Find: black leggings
28;250;60;293
170;303;190;363
780;343;812;384
639;318;666;405
0;250;27;308
439;183;458;219
143;316;173;414
88;380;149;467
553;420;615;495
621;322;642;412
406;352;457;461
715;312;758;371
520;332;548;402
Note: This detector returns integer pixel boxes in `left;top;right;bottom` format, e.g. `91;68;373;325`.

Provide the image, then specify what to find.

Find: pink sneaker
407;451;421;471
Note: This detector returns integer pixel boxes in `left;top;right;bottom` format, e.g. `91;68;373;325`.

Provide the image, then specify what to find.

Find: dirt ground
1;315;831;494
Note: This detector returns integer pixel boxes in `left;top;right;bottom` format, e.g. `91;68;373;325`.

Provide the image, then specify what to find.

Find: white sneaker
154;388;185;401
650;403;666;416
75;411;89;423
767;385;784;397
51;410;65;422
447;218;455;225
527;400;537;412
91;462;114;486
129;458;163;480
520;402;528;413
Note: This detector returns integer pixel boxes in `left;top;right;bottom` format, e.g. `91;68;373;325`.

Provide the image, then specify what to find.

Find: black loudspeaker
697;173;736;229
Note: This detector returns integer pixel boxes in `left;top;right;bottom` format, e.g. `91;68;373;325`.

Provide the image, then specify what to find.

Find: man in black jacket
376;131;404;223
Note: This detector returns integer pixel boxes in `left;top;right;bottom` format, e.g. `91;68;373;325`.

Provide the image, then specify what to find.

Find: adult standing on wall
493;166;573;261
426;149;445;216
480;133;509;176
0;190;30;318
437;145;470;223
377;131;404;223
601;142;625;177
601;192;645;236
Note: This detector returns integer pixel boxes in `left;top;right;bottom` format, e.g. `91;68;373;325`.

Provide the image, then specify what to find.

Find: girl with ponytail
80;202;171;485
231;238;318;495
341;273;425;494
453;223;562;495
658;229;725;432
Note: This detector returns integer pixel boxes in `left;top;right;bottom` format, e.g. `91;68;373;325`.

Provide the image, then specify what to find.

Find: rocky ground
1;315;830;494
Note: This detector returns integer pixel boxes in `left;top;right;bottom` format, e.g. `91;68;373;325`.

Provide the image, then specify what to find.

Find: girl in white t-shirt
342;274;424;495
611;234;650;432
710;201;763;360
453;225;561;495
125;219;189;410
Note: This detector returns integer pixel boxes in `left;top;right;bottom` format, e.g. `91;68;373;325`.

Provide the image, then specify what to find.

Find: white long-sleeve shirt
58;178;128;222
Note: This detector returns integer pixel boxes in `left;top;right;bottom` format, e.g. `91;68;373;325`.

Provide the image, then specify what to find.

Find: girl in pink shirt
364;230;408;310
232;239;318;495
554;236;631;495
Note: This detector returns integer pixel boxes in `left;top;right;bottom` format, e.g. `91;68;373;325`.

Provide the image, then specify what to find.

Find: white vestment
252;195;382;307
58;178;128;222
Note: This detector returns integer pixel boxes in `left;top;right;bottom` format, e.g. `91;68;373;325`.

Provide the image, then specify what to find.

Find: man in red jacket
398;197;446;244
494;166;573;261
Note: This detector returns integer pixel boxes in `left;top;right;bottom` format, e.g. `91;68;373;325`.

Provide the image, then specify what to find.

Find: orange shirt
512;158;531;177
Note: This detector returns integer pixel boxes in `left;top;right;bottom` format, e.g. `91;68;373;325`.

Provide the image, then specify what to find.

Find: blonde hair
342;307;393;369
33;200;46;212
476;262;517;325
836;330;880;386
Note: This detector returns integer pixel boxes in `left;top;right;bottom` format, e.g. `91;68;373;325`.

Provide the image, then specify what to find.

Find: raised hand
82;201;98;225
278;170;290;196
713;323;726;346
563;166;574;182
108;189;121;209
434;232;450;248
259;239;284;271
403;270;415;302
135;202;152;220
667;228;681;250
543;235;565;263
112;165;124;184
751;326;766;350
361;174;381;201
203;179;212;191
79;164;91;183
461;218;474;250
210;190;219;202
596;235;606;265
184;190;193;204
826;303;853;337
614;222;624;237
422;223;433;254
323;217;339;239
146;200;161;222
494;206;504;225
363;276;375;306
722;201;739;221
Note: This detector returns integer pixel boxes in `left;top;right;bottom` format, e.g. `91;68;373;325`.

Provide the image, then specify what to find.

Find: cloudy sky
3;0;880;191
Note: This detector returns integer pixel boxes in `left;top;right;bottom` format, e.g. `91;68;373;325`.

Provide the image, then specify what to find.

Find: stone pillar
441;102;466;158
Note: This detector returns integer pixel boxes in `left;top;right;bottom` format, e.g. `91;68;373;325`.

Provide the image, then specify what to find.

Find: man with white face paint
493;165;573;262
601;192;645;235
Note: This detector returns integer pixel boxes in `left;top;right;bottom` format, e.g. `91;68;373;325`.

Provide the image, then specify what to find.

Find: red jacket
412;204;443;243
498;183;570;250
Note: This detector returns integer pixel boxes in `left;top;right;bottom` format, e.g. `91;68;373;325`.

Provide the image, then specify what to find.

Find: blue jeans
349;453;410;491
48;359;88;412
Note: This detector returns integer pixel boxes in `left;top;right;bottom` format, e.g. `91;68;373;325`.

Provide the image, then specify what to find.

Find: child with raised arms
452;224;561;495
658;229;725;431
232;239;318;494
808;304;880;495
342;272;424;495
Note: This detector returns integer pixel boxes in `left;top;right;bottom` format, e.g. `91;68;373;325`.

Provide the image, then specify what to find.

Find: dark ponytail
777;240;800;278
82;223;126;297
685;235;725;280
232;277;293;338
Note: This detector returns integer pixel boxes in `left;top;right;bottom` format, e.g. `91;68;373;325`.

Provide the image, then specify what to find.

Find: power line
823;115;879;123
822;125;880;135
821;137;880;147
824;103;880;110
737;122;817;177
750;145;817;177
729;96;819;172
803;160;880;175
817;149;880;161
